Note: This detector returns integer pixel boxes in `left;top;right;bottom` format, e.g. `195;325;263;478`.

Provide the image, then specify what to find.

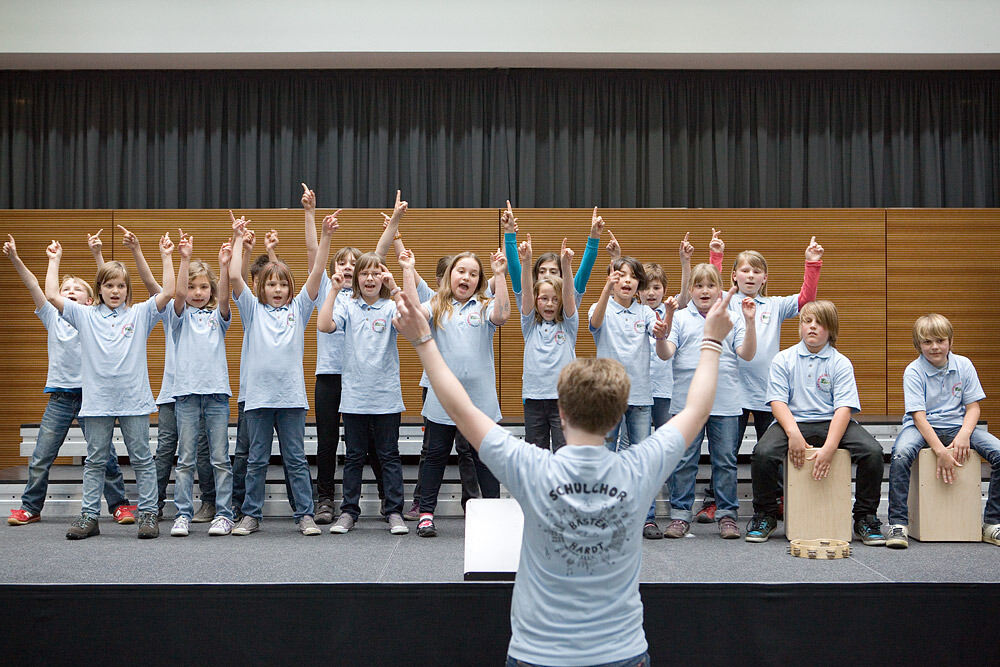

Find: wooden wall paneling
0;210;115;468
886;209;1000;430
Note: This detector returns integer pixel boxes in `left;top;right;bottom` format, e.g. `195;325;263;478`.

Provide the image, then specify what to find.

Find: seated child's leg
706;415;740;520
241;408;276;519
750;422;789;517
80;415;116;517
836;421;884;519
419;420;456;514
523;399;553;450
371;413;404;515
751;410;774;440
118;415;157;515
340;413;370;519
274;408;314;520
154;402;178;514
547;400;566;452
969;428;1000;525
668;424;705;522
888;425;928;526
203;395;234;521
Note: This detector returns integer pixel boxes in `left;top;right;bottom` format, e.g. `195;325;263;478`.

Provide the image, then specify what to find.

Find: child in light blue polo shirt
662;264;755;539
47;234;175;540
228;212;335;537
747;300;885;546
886;313;1000;548
518;234;579;453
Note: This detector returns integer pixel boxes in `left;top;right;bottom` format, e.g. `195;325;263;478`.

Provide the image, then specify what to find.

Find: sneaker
66;514;99;540
330;513;355;534
8;509;40;526
745;514;778;543
695;500;717;524
983;523;1000;547
191;502;216;523
663;519;690;539
299;515;321;536
170;516;190;537
208;516;235;536
853;515;886;546
885;524;909;549
113;505;136;525
232;516;260;536
719;516;740;539
387;513;409;535
643;521;663;539
314;500;335;525
417;514;437;538
403;501;420;521
137;512;160;539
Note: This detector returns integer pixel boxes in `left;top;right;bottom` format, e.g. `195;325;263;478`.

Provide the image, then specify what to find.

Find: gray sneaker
314;500;335;525
299;515;321;536
66;514;100;540
387;513;409;535
137;511;160;539
885;524;909;549
330;513;355;534
192;502;216;523
232;515;260;536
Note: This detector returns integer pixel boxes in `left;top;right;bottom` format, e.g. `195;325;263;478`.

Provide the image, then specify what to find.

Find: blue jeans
233;401;296;515
174;394;234;520
645;397;672;523
506;652;649;667
80;415;158;516
669;414;740;522
606;405;652;453
21;392;128;514
340;412;403;519
155;401;215;512
242;407;314;521
889;424;1000;525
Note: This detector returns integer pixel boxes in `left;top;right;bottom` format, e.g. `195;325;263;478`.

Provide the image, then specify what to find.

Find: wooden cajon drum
784;449;852;542
908;449;983;542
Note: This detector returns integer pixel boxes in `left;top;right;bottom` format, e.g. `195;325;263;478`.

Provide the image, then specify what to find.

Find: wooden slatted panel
498;209;886;418
0;210;115;467
886;209;1000;430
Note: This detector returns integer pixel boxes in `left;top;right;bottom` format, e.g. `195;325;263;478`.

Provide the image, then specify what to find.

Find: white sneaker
208;516;235;536
232;516;260;536
387;513;409;535
330;513;355;534
885;524;909;549
170;516;190;537
984;523;1000;546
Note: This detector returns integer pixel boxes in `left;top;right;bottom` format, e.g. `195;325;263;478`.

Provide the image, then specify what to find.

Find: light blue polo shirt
60;297;164;417
333;296;405;414
155;310;177;406
649;302;674;399
168;303;232;398
766;341;860;421
234;286;316;411
478;422;688;666
729;293;799;411
902;353;985;429
421;296;502;425
520;311;579;400
36;301;82;390
236;311;250;405
588;299;659;406
314;272;351;375
514;287;585;315
667;301;746;416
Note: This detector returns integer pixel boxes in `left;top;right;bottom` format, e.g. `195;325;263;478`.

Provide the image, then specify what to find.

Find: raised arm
736;297;757;361
155;232;175;311
398;248;421;307
393;292;497;448
239;227;256;285
573;207;602;294
217;241;232;321
709;228;724;273
4;236;47;310
264;229;279;265
229;211;250;297
605;229;622;262
174;230;192;316
307;212;339;301
43;241;66;312
666;288;736;443
589;270;619;330
375;190;407;261
302;183;318;271
117;224;161;295
87;229;106;267
799;236;824;309
653;297;677;360
560;238;576;318
489;248;510;326
502;201;522;294
677;232;694;309
316;271;346;333
518;233;534;316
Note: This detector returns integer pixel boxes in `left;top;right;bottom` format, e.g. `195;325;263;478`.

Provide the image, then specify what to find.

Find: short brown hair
912;313;953;350
94;261;132;307
607;256;648;292
800;300;840;347
557;358;630;435
643;263;668;290
254;261;296;305
329;246;362;276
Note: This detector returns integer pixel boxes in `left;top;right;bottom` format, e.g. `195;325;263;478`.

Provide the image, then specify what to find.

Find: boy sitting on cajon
745;300;886;546
885;313;1000;549
393;279;737;667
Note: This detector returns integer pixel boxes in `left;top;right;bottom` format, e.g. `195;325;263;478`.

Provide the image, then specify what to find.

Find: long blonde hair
186;259;219;310
94;261;132;307
429;252;490;326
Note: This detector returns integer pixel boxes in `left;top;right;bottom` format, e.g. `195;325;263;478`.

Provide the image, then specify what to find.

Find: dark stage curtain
1;69;997;209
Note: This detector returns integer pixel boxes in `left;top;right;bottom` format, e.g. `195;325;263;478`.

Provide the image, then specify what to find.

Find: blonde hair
429;252;489;326
800;300;839;347
94;261;132;307
61;275;95;300
351;252;392;300
533;277;564;324
732;250;768;295
254;262;295;306
689;263;722;289
912;313;953;350
329;246;361;276
557;358;630;434
643;263;668;291
186;259;219;310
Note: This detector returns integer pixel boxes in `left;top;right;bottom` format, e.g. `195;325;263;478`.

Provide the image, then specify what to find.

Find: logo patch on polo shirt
816;373;832;391
372;318;387;334
952;382;963;398
760;310;772;324
555;331;567;345
121;323;135;338
633;320;645;334
466;312;482;327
